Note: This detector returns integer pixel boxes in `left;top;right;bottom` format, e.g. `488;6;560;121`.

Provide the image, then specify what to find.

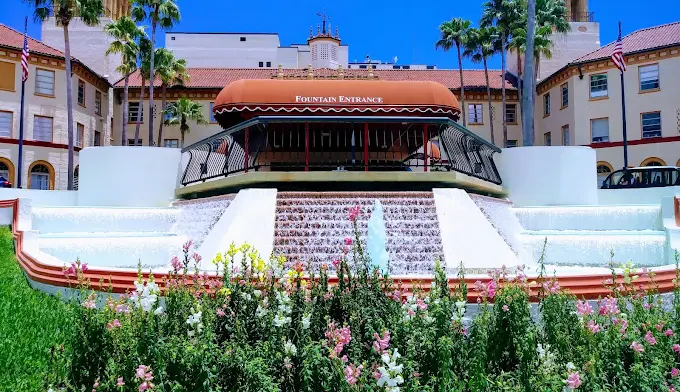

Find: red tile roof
115;68;515;91
0;24;65;58
575;21;680;63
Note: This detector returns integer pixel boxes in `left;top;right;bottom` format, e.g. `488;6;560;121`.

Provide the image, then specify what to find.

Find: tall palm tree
464;26;498;146
155;49;189;147
24;0;103;190
164;98;208;148
134;36;152;145
436;18;472;126
481;0;516;147
132;0;181;147
104;16;146;146
523;0;537;146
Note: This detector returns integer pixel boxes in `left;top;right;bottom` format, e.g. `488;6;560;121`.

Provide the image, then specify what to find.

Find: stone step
274;228;442;238
275;212;439;222
273;244;444;254
275;205;437;214
277;191;435;199
273;235;441;246
274;220;441;230
32;207;178;234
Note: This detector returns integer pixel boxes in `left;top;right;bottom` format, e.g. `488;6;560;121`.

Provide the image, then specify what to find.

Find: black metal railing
566;12;595;23
180;116;502;186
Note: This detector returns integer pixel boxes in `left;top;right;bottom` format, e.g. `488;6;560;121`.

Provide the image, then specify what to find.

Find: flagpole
619;21;629;169
17;17;28;189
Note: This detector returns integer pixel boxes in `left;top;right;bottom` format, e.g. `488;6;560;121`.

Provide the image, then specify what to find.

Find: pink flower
135;365;147;379
332;258;341;268
183;240;193;253
216;308;226;317
344;237;352;246
171;256;182;271
344;364;363;385
672;368;680;377
620;319;629;335
575;300;593;316
586;320;600;333
673;344;680;354
82;299;96;309
115;304;130;314
63;263;76;277
542;279;560;294
416;297;428;311
666;329;675;337
192;253;202;263
645;331;657;345
372;330;391;354
325;323;352;359
598;297;620;316
487;280;496;299
107;319;122;330
116;377;125;387
631;341;644;353
138;381;151;392
81;263;88;272
372;368;381;380
502;305;509;312
348;205;361;222
565;371;582;389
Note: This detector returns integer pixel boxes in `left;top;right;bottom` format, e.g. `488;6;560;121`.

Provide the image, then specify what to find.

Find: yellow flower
227;243;238;258
301;279;308;288
219;287;232;296
213;253;223;265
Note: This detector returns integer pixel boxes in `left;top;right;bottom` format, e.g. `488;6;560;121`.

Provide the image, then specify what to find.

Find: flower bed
8;208;680;392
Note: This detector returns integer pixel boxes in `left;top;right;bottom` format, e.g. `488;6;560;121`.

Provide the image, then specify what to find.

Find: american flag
21;33;29;82
611;23;626;73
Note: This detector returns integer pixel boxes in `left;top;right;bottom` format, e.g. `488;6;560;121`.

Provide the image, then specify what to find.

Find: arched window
641;157;666;167
0;157;14;186
28;160;55;190
73;166;79;190
596;161;613;184
676;159;680;167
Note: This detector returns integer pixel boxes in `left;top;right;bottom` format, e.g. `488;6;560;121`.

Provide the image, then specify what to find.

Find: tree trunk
121;74;129;146
456;44;466;127
148;9;158;146
135;77;146;145
517;51;523;131
522;0;537;146
63;24;75;191
532;57;540;140
180;120;186;149
157;84;166;147
483;56;495;146
500;30;508;148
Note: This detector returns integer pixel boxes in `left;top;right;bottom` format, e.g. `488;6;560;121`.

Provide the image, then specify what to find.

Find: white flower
301;313;311;329
566;362;576;371
377;349;404;391
154;306;164;315
253;289;262;297
130;280;158;313
241;292;252;301
284;340;297;356
186;308;203;336
255;305;268;318
424;315;435;324
273;313;291;327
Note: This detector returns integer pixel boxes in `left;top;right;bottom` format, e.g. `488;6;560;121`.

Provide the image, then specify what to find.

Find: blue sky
3;0;679;69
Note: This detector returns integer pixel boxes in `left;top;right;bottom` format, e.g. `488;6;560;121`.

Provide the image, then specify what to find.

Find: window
590;74;608;98
29;164;51;190
543;93;550;116
163;102;174;122
170;36;176;41
128;102;143;123
35;69;55;96
0;162;9;183
33;116;53;142
544;131;552;146
561;125;570;146
591;118;609;143
73;167;79;190
258;61;264;68
209;102;216;123
505;140;518;148
240;37;246;42
0;61;16;92
639;64;660;91
468;104;483;124
94;130;101;146
164;139;179;148
128;138;142;146
505;104;517;124
77;80;86;106
641;112;662;138
95;90;102;115
597;163;612;184
426;65;435;70
561;83;568;108
76;123;84;148
402;65;410;69
266;61;271;67
0;111;12;138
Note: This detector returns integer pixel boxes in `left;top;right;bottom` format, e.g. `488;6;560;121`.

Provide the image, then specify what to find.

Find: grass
0;226;73;391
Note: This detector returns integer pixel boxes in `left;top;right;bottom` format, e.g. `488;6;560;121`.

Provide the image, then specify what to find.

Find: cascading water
171;194;235;247
273;192;444;275
469;194;525;258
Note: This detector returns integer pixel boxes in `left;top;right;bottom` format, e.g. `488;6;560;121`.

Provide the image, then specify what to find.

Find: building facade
0;25;112;190
535;21;680;183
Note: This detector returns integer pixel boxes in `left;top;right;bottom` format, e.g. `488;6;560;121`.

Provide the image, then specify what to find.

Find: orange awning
213;79;460;119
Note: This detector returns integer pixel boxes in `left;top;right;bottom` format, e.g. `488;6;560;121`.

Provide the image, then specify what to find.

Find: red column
423;124;428;172
364;123;369;172
305;123;310;172
244;127;249;173
675;197;680;227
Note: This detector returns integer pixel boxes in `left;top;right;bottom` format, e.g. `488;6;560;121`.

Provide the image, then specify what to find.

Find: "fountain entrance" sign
294;95;384;104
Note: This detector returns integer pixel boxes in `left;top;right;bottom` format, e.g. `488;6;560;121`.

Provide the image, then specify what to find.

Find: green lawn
0;226;73;391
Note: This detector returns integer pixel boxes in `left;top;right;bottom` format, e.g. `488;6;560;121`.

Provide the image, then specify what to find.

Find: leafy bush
4;210;680;392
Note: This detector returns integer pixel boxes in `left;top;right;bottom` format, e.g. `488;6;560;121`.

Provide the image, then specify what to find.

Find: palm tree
155;49;189;147
132;0;181;147
105;16;146;146
481;0;516;147
436;18;472;126
24;0;103;190
464;26;498;146
134;36;152;145
164;98;207;148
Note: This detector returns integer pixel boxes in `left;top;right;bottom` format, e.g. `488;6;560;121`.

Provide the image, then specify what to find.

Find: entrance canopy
213;79;461;128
